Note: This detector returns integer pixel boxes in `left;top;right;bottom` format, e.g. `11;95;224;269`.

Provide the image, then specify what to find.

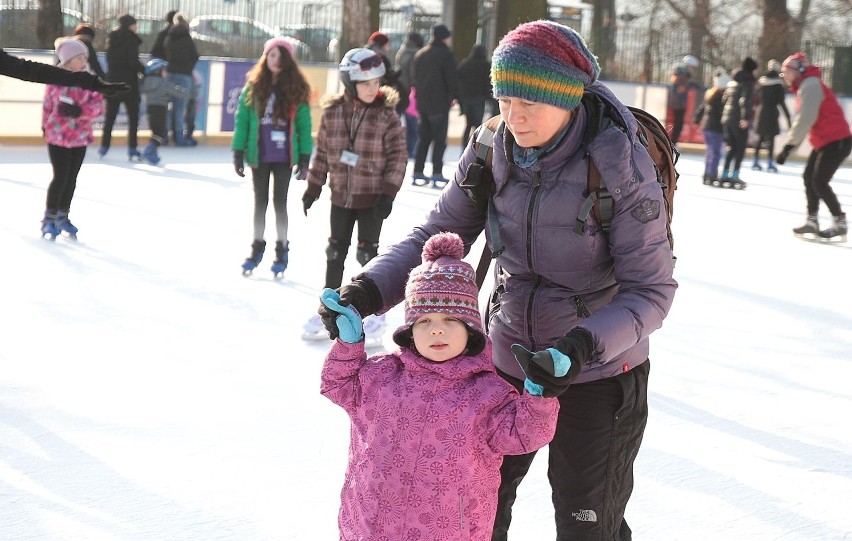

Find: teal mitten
320;288;364;343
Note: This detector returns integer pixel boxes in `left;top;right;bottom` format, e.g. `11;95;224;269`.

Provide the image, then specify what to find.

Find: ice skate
702;174;715;186
128;148;142;162
54;211;78;239
713;171;729;188
271;241;289;279
411;172;429;186
817;214;847;243
363;313;387;348
97;146;108;158
241;240;266;275
431;174;449;190
793;215;819;241
766;161;778;173
301;313;331;341
751;162;762;171
728;179;747;190
41;211;59;240
141;142;160;165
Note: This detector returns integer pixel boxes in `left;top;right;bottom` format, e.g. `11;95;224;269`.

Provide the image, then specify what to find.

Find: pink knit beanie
54;38;88;66
392;232;484;347
263;37;295;58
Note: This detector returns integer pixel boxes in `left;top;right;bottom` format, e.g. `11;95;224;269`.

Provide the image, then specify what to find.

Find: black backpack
460;92;680;288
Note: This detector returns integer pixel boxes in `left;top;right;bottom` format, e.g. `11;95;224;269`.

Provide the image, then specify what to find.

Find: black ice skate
793;216;819;241
817;214;847;243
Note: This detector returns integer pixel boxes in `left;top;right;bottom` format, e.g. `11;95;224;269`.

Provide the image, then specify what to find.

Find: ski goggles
357;54;383;71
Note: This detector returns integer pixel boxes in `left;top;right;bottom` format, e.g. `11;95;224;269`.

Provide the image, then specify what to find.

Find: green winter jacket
230;85;312;167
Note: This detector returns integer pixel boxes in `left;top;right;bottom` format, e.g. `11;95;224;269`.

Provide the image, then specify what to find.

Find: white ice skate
363;314;387;348
301;314;331;342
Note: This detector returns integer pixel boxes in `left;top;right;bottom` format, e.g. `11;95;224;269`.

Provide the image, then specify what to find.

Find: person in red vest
777;52;851;242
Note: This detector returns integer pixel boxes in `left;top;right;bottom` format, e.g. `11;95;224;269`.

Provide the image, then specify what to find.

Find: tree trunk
760;0;794;65
495;0;546;44
37;0;63;50
591;0;618;79
453;0;480;61
341;0;371;55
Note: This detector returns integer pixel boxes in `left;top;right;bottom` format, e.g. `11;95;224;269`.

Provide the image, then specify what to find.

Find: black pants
45;144;87;212
147;104;167;144
101;91;140;149
670;109;686;144
251;162;291;243
803;136;852;216
493;361;650;541
460;96;486;149
414;112;449;177
723;125;749;172
753;135;776;163
325;205;383;289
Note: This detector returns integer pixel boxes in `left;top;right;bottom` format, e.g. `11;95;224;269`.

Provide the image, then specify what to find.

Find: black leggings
803;136;851;216
147;104;167;144
493;361;650;541
325;205;383;289
753;135;776;163
251;162;291;242
45;144;86;212
723;125;749;172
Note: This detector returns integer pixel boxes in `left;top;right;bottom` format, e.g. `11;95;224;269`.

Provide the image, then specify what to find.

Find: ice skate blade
817;234;847;244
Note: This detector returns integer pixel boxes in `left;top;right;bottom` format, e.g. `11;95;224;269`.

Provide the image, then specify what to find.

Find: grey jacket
141;74;190;106
358;82;677;383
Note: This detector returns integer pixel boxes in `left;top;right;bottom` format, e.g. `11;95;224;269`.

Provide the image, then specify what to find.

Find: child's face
62;54;87;72
355;78;380;104
411;312;469;363
266;47;282;76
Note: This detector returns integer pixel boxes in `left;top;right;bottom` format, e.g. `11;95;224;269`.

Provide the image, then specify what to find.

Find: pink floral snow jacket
42;84;103;148
321;338;559;541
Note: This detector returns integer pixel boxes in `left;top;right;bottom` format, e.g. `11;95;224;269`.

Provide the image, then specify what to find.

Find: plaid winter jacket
305;88;407;209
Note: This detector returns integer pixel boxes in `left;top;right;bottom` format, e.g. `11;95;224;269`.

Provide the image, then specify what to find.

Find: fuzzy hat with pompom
392;232;485;350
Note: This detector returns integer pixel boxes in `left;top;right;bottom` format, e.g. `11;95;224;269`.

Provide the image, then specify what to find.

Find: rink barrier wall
1;48;851;163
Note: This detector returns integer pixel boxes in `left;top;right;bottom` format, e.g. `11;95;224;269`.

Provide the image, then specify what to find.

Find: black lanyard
344;104;366;151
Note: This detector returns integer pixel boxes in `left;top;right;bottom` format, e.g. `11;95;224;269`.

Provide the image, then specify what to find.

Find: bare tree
341;0;371;55
759;0;794;65
495;0;546;43
37;0;63;50
661;0;711;64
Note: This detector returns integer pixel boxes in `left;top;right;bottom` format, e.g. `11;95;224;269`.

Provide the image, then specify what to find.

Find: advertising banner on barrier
221;61;255;132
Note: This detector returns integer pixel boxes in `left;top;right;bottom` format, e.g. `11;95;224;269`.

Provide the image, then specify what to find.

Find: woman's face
497;97;574;148
355;78;381;104
411;312;470;363
265;47;282;76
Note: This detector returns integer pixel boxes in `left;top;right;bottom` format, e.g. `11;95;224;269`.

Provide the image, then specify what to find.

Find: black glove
302;192;317;216
294;154;310;180
58;102;82;118
776;144;794;165
92;78;130;98
318;279;382;340
233;150;245;177
373;195;393;220
510;329;592;397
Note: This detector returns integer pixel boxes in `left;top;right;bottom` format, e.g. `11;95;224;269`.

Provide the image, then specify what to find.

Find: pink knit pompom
422;232;465;262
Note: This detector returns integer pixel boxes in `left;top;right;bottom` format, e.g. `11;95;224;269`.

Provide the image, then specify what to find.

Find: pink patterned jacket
321;339;559;541
42;84;103;148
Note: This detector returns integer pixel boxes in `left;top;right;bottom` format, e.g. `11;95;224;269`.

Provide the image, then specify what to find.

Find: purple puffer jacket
321;339;558;541
358;82;677;383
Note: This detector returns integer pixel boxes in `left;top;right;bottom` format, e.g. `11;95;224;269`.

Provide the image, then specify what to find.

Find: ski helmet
682;55;699;68
145;58;168;75
339;48;385;96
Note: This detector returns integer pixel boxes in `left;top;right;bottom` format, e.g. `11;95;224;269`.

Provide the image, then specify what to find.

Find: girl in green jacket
232;37;313;277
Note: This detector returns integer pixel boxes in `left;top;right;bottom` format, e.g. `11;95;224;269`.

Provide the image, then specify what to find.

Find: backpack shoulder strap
575;92;615;235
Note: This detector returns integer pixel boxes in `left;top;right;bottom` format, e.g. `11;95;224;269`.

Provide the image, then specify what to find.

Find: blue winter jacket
358;82;677;383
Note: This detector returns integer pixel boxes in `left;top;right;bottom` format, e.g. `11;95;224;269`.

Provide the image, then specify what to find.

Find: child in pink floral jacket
320;232;568;541
40;38;103;240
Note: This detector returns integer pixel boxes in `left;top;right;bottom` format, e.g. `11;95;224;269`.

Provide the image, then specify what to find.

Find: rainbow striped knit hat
392;232;484;347
491;20;600;111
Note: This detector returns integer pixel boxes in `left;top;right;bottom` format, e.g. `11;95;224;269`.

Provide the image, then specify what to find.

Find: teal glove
511;344;573;397
320;288;364;343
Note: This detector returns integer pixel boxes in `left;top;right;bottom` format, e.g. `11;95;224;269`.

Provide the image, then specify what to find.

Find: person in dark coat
719;57;758;186
150;10;177;60
411;24;459;188
0;48;126;94
394;31;424;158
99;14;146;160
163;12;199;146
72;24;106;79
366;31;408;115
457;43;492;149
751;59;791;172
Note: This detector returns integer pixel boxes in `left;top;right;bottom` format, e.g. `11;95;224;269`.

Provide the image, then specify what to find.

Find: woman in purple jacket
318;21;677;540
321;232;561;541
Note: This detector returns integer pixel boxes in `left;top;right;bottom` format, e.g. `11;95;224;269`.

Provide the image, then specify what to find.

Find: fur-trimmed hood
320;85;400;109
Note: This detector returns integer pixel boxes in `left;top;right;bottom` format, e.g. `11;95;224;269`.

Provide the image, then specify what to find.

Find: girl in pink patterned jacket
40;38;104;240
321;232;566;541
